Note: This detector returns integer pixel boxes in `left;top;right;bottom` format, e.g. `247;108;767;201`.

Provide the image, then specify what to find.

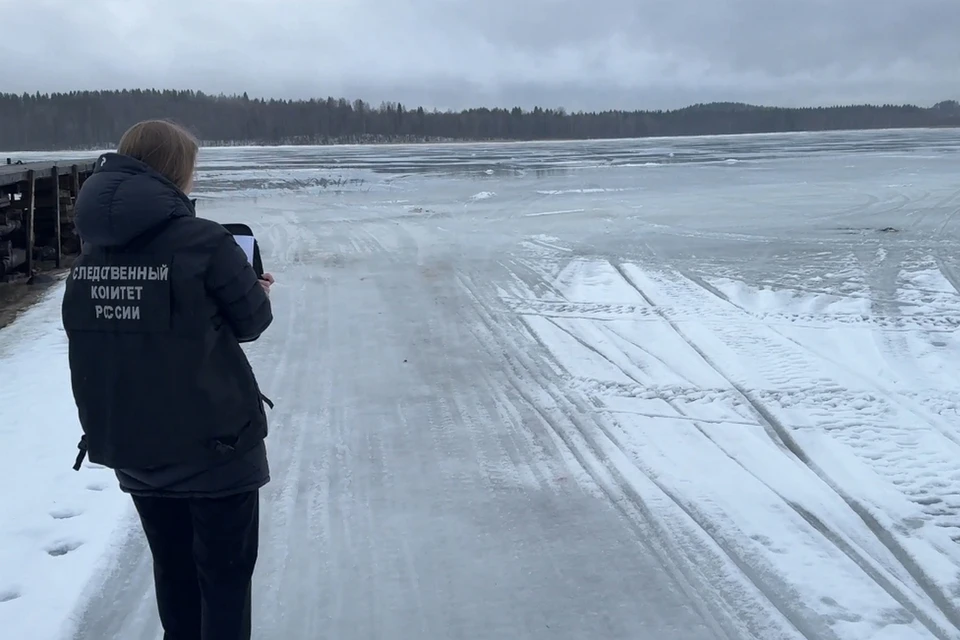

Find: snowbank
0;283;130;640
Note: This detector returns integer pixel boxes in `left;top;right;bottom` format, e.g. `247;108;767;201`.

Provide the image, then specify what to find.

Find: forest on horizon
1;89;959;151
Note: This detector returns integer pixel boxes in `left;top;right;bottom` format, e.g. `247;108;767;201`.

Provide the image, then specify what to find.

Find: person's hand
258;273;275;295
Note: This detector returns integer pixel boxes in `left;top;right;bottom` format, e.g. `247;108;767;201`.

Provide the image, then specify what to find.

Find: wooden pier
0;158;97;282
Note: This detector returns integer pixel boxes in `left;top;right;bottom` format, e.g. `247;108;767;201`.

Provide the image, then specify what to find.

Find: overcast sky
3;0;958;111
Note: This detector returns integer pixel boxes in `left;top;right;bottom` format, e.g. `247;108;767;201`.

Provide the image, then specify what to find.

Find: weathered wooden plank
51;167;62;268
70;165;83;256
70;164;81;197
33;191;73;209
0;160;97;188
24;170;35;275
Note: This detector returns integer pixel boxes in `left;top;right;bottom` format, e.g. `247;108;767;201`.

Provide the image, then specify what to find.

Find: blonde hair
117;119;199;191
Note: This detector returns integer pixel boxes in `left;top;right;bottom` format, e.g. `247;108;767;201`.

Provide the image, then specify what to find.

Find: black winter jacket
61;153;272;495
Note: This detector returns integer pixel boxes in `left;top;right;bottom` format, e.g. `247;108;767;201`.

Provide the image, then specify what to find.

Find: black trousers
131;491;260;640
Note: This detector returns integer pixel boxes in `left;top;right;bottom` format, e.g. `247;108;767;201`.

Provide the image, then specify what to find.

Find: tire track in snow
852;245;959;396
661;260;960;468
528;317;851;639
616;263;960;635
503;248;960;332
933;255;960;297
456;271;809;640
501;294;960;331
686;266;960;547
930;187;960;237
665;271;960;639
518;267;957;639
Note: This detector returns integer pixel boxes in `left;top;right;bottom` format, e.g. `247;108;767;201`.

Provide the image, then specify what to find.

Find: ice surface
4;128;960;639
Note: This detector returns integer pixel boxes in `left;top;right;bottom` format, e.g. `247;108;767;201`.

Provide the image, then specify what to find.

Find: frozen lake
3;128;960;639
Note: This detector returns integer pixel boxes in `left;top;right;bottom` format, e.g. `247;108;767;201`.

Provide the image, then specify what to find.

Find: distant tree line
0;89;958;151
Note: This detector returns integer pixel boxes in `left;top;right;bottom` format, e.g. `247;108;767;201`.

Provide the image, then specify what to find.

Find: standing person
61;119;275;640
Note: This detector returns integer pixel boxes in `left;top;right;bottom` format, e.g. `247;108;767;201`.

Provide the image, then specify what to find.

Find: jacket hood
74;152;196;247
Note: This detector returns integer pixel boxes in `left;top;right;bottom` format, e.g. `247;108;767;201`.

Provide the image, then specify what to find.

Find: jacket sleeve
204;233;273;342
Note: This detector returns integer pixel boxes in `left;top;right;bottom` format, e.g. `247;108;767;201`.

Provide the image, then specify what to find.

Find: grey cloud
0;0;956;111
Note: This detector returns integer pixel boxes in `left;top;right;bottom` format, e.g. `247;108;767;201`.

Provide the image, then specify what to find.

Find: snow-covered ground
3;128;960;639
0;287;132;640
